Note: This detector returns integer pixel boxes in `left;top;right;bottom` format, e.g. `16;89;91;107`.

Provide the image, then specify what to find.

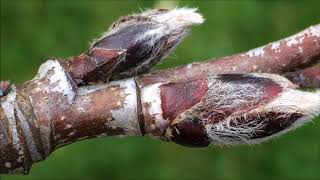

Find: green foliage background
1;0;320;179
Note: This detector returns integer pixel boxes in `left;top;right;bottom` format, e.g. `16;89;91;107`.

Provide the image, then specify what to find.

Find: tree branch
1;8;319;175
284;64;320;88
139;24;320;86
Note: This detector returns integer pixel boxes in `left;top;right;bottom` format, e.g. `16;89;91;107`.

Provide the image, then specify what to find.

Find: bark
1;8;320;175
1;60;319;174
284;64;320;88
0;60;141;174
139;24;320;86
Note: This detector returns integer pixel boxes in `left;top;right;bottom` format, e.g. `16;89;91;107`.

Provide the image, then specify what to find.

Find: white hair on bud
204;75;264;117
264;89;320;125
136;8;203;44
239;89;320;145
90;8;204;78
143;7;204;27
203;75;265;145
136;8;203;69
101;7;203;43
206;117;267;145
102;7;203;52
205;78;320;146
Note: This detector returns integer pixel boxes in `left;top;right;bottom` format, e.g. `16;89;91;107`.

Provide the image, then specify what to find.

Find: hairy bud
137;73;320;147
93;8;204;80
64;8;204;84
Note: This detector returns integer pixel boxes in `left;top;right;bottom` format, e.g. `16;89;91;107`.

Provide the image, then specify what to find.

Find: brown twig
284;64;320;88
139;24;320;86
1;60;319;174
1;8;319;175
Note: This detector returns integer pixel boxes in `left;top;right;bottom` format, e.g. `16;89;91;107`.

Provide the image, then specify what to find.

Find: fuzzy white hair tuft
205;75;320;146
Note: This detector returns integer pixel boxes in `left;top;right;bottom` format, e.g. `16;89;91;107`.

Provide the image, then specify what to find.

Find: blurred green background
1;0;320;179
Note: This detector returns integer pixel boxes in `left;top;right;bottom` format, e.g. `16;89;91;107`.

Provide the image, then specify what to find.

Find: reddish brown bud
168;117;210;147
63;49;125;84
160;77;208;120
138;73;319;147
63;8;204;85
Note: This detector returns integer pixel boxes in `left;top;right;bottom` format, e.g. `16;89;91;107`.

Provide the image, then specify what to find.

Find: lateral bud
137;73;320;147
64;8;204;85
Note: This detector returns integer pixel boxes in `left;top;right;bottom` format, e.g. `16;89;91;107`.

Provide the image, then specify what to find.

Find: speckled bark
1;60;141;174
284;64;320;88
1;10;320;175
138;24;320;86
1;61;320;174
